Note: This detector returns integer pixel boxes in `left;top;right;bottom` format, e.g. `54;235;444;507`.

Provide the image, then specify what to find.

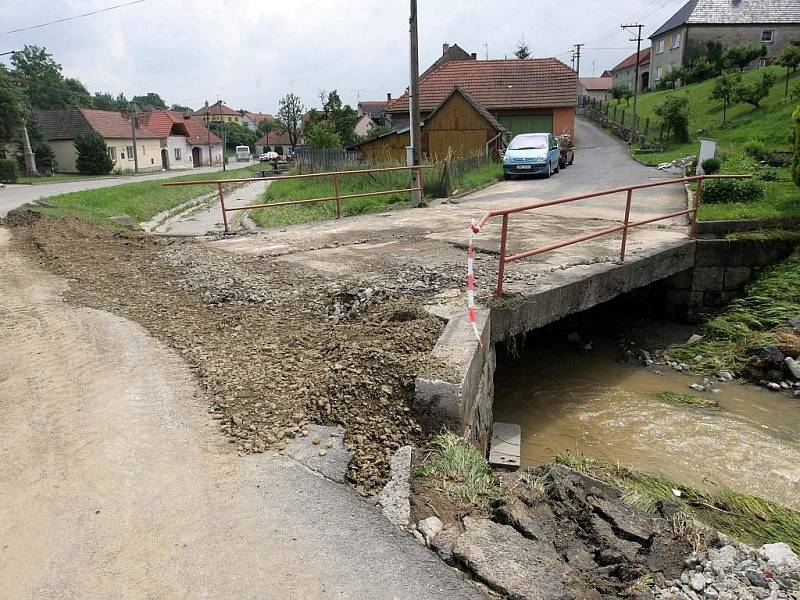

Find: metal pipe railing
470;174;751;296
164;164;438;232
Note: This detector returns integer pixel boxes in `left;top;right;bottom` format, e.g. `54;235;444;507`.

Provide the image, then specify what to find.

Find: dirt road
0;226;481;599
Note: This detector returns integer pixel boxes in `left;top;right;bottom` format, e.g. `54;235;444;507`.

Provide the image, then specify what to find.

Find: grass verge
416;431;506;514
697;168;800;222
671;248;800;374
656;391;720;409
557;454;800;552
249;162;503;229
28;164;262;226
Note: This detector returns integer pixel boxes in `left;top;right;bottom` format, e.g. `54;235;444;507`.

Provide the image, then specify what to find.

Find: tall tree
10;45;77;109
169;103;190;113
64;78;92;107
132;92;167;110
724;43;768;73
321;90;358;147
733;71;777;108
775;45;800;98
710;73;740;124
0;64;27;145
304;120;341;149
276;93;304;147
514;41;531;60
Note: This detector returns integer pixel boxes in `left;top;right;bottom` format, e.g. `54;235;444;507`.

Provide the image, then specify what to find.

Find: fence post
217;182;229;233
691;177;703;239
333;173;341;219
495;214;509;297
619;188;633;262
417;165;426;204
621;109;626;126
613;105;617;120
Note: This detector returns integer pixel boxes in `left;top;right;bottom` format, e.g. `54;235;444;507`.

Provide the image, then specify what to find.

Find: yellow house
193;100;243;126
37;108;163;173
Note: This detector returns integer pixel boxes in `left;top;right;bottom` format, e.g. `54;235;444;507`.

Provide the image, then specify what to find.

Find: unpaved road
0;227;481;599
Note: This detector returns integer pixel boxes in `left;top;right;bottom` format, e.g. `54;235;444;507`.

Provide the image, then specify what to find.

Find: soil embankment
7;212;444;493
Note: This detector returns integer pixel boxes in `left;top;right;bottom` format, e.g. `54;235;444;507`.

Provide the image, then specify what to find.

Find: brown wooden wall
424;92;498;160
357;130;410;164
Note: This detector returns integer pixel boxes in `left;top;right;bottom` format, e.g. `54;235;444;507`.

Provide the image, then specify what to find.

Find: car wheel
559;157;566;169
503;173;511;180
569;153;575;165
544;162;552;179
554;160;560;174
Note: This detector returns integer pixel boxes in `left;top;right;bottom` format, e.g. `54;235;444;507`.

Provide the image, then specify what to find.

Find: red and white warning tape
467;220;484;348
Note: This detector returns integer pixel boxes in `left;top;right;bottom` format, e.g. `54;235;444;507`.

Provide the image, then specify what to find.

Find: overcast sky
0;0;686;114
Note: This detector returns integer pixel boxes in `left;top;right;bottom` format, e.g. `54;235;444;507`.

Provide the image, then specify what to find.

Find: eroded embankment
5;212;445;494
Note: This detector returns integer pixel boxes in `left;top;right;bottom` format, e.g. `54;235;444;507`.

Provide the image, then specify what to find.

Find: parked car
235;145;251;162
557;134;575;169
503;133;561;180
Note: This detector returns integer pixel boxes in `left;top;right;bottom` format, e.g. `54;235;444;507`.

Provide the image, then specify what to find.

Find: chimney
471;52;477;60
387;93;392;102
443;43;450;56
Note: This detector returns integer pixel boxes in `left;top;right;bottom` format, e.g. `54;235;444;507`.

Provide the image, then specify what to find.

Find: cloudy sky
0;0;686;114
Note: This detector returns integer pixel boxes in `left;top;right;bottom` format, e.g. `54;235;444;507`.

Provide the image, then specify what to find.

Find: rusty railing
163;164;436;233
470;175;750;296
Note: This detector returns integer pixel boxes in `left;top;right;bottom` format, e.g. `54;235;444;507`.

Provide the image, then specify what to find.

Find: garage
498;114;554;138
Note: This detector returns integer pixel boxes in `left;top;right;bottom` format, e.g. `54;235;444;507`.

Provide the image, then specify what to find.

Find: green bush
653;95;690;142
721;152;760;174
0;158;18;183
702;178;766;204
753;167;779;181
701;157;721;175
793;106;800;188
743;139;767;161
74;130;114;175
274;145;284;155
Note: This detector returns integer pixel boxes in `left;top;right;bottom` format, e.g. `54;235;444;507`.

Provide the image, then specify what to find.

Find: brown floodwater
493;330;800;510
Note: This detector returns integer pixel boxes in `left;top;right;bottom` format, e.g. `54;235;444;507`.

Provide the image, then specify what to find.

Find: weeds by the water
671;249;800;375
556;454;800;552
656;391;720;409
417;431;507;513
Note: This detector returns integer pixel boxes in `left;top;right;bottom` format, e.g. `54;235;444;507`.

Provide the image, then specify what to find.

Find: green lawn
30;164;262;226
698;167;800;221
249;162;503;229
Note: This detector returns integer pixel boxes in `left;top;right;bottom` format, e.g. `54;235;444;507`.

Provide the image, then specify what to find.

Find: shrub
0;158;18;183
743;139;767;161
653;95;690;142
74;130;114;175
686;155;699;176
721;152;760;174
793;106;800;188
733;71;777;109
274;145;284;155
700;157;721;175
702;178;765;204
753;167;779;181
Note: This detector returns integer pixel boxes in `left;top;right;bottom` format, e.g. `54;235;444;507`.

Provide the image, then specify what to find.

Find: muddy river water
493;330;800;510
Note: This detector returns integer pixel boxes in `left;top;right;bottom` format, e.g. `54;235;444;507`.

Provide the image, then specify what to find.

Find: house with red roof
609;48;651;92
579;76;613;102
36;108;223;173
193;100;243;127
254;129;296;158
384;58;578;140
241;112;274;133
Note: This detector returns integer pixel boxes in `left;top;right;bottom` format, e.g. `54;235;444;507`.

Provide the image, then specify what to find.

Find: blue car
503;133;561;180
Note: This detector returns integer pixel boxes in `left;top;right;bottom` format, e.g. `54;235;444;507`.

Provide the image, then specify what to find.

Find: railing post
619;188;633;262
691;177;703;239
495;214;509;297
416;165;425;202
218;182;229;233
333;173;341;219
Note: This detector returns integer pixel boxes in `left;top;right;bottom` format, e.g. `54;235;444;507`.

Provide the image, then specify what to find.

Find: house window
108;147;117;161
175;147;182;160
762;29;775;43
671;33;681;49
656;39;665;54
126;146;134;158
655;66;663;81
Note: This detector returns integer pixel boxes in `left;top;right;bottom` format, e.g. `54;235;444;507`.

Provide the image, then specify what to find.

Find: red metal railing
163;164;436;233
470;175;750;296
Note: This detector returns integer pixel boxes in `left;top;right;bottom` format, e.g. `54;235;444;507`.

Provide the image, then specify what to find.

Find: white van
235;145;251;162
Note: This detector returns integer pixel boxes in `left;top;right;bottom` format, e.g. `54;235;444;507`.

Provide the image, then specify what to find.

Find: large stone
785;357;800;380
759;542;800;577
789;316;800;333
758;346;785;368
452;517;573;600
588;496;655;545
722;267;751;291
417;516;443;545
709;545;739;575
108;214;134;229
377;446;412;527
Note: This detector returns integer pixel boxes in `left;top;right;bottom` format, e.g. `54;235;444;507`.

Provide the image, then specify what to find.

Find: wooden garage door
498;114;554;138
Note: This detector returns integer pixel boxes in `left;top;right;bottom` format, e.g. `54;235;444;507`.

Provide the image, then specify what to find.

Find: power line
1;0;148;36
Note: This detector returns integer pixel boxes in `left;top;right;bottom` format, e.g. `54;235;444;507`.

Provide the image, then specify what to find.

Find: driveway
0;161;256;218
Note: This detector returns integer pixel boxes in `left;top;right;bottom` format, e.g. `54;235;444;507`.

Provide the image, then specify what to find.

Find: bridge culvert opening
492;294;800;511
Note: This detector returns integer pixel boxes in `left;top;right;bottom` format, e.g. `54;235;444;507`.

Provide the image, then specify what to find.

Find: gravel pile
11;215;445;494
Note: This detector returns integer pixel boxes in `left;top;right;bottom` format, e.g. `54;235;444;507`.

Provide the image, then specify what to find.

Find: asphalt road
0;160;257;218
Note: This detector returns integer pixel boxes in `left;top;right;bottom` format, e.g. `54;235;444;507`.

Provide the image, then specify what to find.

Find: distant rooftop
651;0;800;38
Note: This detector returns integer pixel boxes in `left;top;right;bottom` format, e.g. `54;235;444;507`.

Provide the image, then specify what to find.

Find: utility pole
205;100;212;166
573;44;584;104
408;0;422;207
20;121;37;177
129;102;139;174
218;99;226;171
622;23;644;134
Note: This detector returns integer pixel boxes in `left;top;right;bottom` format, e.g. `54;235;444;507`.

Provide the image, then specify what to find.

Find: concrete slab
489;423;521;470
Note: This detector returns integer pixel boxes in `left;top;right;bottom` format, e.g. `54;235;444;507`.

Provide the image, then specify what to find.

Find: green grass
656;391;720;409
697;168;800;221
416;431;507;514
29;164;262;226
726;229;800;242
557;454;800;552
671;248;800;374
249;162;503;229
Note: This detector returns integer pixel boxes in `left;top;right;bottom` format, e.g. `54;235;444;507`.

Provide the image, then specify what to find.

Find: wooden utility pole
205;100;212;166
622;24;644;134
129;103;139;174
409;0;422;207
20;121;37;177
574;43;584;103
218;100;226;171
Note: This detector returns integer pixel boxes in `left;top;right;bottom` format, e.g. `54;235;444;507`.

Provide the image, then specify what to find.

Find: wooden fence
295;147;366;173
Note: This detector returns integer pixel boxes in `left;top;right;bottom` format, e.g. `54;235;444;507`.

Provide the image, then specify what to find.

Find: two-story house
193;101;243;126
649;0;800;88
609;49;651;92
